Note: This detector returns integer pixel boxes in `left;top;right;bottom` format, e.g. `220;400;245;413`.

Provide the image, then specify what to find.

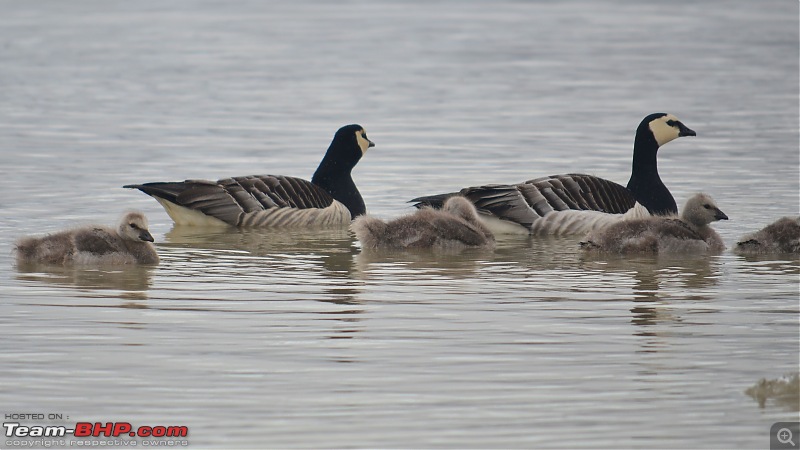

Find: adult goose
124;124;374;227
16;211;159;265
352;196;495;249
411;113;695;235
580;193;728;254
733;217;800;255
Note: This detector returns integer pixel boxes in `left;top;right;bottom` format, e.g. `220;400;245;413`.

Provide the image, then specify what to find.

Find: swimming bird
352;196;495;249
15;211;159;265
580;193;728;254
124;124;374;227
410;113;696;235
733;217;800;255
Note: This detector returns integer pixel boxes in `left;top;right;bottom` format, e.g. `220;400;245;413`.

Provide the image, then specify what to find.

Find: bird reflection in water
164;225;367;342
15;262;153;304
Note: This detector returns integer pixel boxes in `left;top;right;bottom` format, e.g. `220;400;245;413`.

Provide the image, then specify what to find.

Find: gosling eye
129;223;139;229
703;204;711;209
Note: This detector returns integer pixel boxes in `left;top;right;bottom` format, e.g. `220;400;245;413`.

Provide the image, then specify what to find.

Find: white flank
239;200;351;228
530;202;651;236
478;214;530;235
155;198;231;227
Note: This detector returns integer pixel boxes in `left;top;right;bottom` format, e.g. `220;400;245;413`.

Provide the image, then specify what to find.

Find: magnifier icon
778;428;796;446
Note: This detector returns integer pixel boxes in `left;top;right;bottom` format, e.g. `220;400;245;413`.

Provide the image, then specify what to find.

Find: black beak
715;209;728;221
678;122;696;137
368;139;375;148
140;230;155;242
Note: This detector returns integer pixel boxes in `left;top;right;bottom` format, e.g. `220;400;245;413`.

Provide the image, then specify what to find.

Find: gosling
734;217;800;255
15;211;159;265
351;196;495;249
580;193;728;254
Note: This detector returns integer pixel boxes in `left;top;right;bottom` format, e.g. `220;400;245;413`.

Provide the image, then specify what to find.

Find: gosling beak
140;230;155;242
714;209;729;221
678;122;696;137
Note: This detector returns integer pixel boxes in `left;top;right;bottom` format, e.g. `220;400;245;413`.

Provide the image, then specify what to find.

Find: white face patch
649;113;682;147
355;128;373;155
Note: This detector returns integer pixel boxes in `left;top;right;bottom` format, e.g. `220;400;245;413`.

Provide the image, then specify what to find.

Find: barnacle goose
351;196;495;249
580;193;727;254
411;113;695;235
733;217;800;254
124;124;374;227
15;211;159;265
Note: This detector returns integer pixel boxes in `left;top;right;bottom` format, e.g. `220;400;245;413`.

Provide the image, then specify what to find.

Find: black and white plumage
15;211;159;265
580;193;728;254
124;124;374;227
351;196;495;250
733;217;800;255
411;113;696;235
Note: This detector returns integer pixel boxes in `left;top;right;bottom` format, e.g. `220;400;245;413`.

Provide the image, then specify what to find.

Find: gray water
1;1;798;449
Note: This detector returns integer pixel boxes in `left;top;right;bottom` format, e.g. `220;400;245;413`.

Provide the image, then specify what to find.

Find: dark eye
129;223;138;229
703;204;711;209
666;119;678;127
361;133;367;139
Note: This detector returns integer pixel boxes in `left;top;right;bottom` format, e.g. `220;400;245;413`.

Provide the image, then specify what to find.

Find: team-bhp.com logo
4;420;189;447
5;422;188;438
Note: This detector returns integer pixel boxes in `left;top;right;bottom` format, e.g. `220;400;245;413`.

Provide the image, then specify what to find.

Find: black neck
312;156;365;218
626;129;677;215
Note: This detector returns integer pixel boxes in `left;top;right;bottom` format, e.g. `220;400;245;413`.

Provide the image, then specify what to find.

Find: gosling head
118;211;155;242
442;196;481;223
641;113;696;147
682;193;728;227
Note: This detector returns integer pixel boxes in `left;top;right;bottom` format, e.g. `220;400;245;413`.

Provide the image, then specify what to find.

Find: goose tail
409;192;460;209
123;182;193;204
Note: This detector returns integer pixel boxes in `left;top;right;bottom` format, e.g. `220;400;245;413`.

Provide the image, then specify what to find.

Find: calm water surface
1;1;798;449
